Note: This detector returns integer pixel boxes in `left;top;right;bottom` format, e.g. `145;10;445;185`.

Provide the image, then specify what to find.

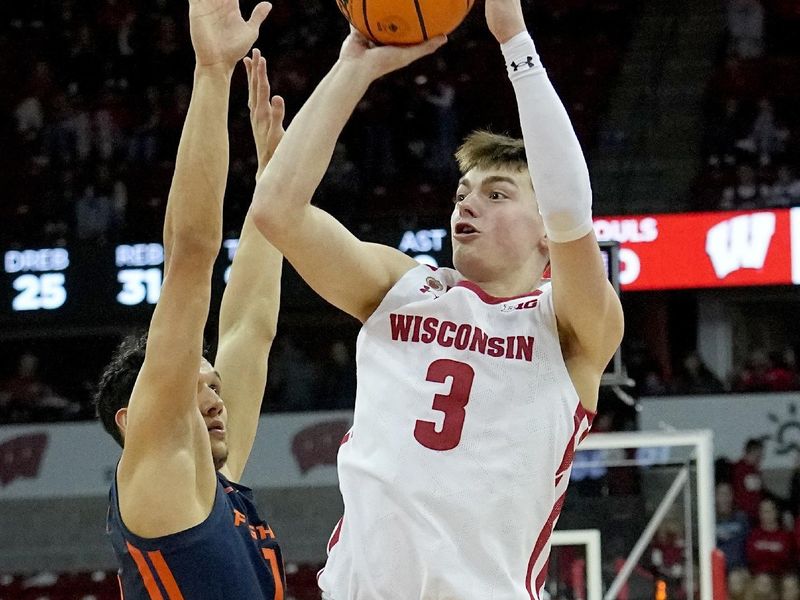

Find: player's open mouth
207;420;225;437
454;222;480;239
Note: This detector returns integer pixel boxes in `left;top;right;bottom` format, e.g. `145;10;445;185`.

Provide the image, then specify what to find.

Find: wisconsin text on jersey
389;313;536;361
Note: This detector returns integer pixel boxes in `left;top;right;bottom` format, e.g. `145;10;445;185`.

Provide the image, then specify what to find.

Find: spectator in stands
649;520;686;598
721;164;763;209
765;350;800;392
746;498;796;577
726;0;765;59
736;349;773;392
717;482;751;575
733;438;767;522
707;97;749;167
730;568;751;600
763;165;800;207
744;574;779;600
74;164;127;242
671;351;725;394
783;576;800;600
746;98;790;166
0;352;78;423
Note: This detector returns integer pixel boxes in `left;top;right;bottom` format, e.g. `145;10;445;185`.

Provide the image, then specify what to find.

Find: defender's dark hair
455;130;529;175
95;333;149;448
745;438;764;453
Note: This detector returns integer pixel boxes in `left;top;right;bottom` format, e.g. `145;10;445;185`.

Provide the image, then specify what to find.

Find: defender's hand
339;26;446;81
243;48;285;179
485;0;526;44
189;0;272;69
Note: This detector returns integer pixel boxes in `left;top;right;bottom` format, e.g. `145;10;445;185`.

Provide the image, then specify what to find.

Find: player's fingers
270;95;286;131
251;48;261;110
262;57;271;99
259;57;270;107
244;56;255;110
247;1;272;29
256;58;270;121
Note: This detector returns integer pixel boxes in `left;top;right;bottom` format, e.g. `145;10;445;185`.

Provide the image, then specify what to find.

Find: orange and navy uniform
107;472;285;599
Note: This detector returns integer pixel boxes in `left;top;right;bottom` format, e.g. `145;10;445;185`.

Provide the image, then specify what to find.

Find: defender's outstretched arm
216;49;284;483
119;0;271;538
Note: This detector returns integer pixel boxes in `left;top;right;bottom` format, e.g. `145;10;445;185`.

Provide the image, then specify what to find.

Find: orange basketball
335;0;476;46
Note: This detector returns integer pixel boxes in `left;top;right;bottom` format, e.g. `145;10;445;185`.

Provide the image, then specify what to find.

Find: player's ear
115;407;129;437
538;233;549;254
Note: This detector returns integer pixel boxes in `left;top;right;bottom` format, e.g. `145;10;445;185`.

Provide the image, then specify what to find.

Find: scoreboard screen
0;225;454;333
2;243;165;330
1;231;620;353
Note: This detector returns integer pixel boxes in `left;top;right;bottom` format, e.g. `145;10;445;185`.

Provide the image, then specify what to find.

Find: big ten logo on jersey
4;248;69;312
500;298;539;313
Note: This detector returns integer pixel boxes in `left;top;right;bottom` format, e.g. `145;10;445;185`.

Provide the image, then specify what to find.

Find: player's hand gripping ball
336;0;475;45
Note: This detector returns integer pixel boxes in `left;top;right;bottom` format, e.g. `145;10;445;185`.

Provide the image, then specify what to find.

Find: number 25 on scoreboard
12;273;67;311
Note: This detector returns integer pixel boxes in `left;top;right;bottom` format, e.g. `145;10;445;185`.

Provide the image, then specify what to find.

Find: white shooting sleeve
501;31;594;243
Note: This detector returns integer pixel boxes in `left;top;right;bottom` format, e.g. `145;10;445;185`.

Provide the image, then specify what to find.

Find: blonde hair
455;130;528;175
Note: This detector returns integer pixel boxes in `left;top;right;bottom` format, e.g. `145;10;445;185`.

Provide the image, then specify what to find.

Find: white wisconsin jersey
318;265;593;600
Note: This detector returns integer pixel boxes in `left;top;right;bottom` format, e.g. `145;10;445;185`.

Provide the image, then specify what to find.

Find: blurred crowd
694;0;800;210
2;0;635;249
628;346;800;398
2;1;800;425
713;439;800;600
0;329;359;424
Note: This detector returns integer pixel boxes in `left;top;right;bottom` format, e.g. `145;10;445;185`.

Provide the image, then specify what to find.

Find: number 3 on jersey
414;359;475;451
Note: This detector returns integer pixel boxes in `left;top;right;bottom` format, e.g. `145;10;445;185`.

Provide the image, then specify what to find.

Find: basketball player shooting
94;1;287;597
252;0;624;598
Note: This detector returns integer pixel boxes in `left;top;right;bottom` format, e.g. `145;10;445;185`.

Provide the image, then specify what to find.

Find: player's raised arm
215;49;284;483
486;0;623;409
117;0;271;536
251;29;446;323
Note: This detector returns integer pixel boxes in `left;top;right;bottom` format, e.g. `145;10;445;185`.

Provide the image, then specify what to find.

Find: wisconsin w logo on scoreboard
705;212;776;279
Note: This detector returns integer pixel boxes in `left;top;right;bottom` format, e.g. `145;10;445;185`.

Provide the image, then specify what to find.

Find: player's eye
453;193;466;204
489;191;507;200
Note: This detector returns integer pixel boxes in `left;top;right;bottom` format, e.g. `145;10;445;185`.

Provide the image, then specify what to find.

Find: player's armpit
118;446;211;539
254;204;418;323
549;232;624;398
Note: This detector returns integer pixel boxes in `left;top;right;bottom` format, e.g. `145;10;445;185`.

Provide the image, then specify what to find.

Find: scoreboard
1;230;620;332
0;227;454;334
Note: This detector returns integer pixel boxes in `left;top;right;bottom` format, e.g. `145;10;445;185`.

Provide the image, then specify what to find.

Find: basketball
335;0;475;45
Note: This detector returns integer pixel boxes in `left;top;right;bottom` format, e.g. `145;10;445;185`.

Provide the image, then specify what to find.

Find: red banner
593;208;800;291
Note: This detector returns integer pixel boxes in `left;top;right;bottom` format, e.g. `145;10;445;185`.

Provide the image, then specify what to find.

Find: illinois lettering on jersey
318;264;593;600
107;471;285;600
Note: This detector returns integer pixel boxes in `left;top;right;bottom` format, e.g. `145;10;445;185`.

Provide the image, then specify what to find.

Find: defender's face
450;167;547;282
198;359;228;470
